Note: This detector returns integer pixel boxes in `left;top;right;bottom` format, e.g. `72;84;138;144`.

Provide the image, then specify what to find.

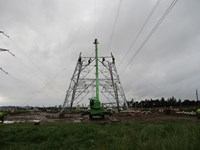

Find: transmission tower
61;40;128;111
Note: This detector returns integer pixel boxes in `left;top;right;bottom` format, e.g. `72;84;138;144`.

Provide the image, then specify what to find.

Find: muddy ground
3;111;198;124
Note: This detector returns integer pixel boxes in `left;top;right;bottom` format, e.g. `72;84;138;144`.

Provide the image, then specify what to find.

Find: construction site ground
3;111;198;124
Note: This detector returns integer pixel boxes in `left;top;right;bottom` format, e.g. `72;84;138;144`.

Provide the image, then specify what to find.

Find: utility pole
196;89;199;102
196;89;199;107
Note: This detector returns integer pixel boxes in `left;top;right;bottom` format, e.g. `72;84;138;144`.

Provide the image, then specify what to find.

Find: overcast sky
0;0;200;106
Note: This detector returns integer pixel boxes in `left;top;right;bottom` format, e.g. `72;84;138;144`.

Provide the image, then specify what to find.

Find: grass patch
0;120;200;150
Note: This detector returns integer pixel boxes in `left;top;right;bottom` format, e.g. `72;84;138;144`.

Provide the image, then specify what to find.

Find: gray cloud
0;0;199;106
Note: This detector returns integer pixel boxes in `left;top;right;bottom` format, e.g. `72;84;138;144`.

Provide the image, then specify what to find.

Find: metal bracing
62;52;128;111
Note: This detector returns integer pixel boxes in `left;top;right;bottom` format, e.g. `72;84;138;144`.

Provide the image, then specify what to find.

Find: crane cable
118;0;162;68
121;0;178;75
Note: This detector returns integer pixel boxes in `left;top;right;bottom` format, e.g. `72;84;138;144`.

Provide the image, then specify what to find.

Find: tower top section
93;38;99;45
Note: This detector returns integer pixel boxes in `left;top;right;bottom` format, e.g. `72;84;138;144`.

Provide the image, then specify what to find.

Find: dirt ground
3;111;198;124
113;112;197;121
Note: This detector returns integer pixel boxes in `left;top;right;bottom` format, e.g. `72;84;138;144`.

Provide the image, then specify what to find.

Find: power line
119;0;177;99
0;30;45;82
0;29;65;88
22;67;67;106
12;54;46;83
0;30;9;38
8;37;47;78
0;48;15;56
0;27;52;82
118;0;162;68
107;0;123;54
0;63;66;106
6;30;70;92
1;68;42;92
0;54;66;106
0;43;46;83
121;0;178;74
0;47;14;75
0;69;52;105
0;30;11;55
143;77;166;97
1;26;48;80
1;42;65;99
0;67;8;74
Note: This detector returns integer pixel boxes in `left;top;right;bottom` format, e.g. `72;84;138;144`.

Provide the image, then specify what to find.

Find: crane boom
88;39;105;119
94;38;99;102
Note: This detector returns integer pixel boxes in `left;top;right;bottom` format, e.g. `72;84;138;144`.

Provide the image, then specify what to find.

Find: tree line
127;97;199;108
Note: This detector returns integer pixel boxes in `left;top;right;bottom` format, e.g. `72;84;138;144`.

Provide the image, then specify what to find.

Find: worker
88;58;91;65
102;57;105;63
111;53;115;64
0;112;5;123
197;109;200;119
78;56;81;63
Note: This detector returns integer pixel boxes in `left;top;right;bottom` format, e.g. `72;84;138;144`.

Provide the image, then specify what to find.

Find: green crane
89;39;105;119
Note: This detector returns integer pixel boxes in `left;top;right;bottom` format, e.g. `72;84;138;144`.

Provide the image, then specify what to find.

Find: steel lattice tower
62;41;128;111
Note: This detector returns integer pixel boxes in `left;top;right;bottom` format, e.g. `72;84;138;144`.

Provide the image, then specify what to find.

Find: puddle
3;120;40;124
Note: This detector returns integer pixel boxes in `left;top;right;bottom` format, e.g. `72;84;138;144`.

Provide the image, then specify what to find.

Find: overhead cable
22;67;67;105
0;67;8;74
8;37;47;78
107;0;123;54
0;29;47;81
0;30;9;38
0;27;67;93
121;0;178;74
0;48;15;56
119;0;162;68
1;29;45;78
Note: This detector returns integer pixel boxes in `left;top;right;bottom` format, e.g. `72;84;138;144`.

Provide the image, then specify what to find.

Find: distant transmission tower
61;40;128;111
